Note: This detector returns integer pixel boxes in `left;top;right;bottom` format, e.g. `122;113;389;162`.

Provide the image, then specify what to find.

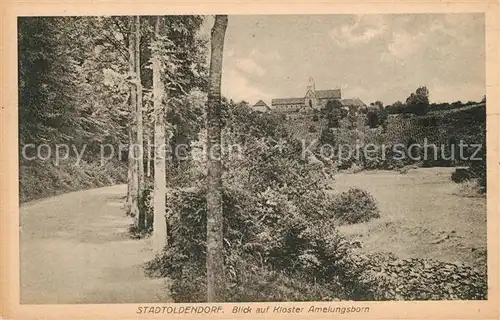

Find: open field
332;168;487;268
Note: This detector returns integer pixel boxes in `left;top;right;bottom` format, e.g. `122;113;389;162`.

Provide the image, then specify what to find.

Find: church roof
271;97;305;106
340;97;366;107
253;100;270;108
315;89;341;99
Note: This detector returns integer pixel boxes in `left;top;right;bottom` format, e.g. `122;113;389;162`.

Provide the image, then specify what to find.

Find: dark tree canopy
405;86;430;116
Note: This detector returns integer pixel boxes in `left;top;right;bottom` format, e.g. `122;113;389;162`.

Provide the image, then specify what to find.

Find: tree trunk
128;16;140;224
152;16;168;253
135;15;146;230
146;134;152;178
205;15;228;303
125;123;133;215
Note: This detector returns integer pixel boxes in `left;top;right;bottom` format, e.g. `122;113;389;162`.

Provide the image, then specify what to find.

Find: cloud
383;14;484;61
219;14;484;106
225;49;236;58
222;68;273;104
330;15;388;47
235;58;266;77
250;48;282;61
385;31;425;59
429;78;485;103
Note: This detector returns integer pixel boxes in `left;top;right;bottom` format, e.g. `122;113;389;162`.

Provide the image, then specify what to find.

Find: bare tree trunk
128;16;140;224
206;15;228;303
125;89;133;215
152;16;168;252
146;134;151;178
125;124;133;215
135;15;146;230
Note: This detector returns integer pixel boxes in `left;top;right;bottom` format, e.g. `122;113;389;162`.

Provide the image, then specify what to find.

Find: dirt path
331;168;487;267
20;185;170;304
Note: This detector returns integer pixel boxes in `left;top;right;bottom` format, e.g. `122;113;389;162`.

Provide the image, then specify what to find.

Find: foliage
18;17;83;145
144;101;387;302
18;16;209;201
145;183;486;301
143;98;487;302
19;158;127;203
386;101;405;114
405;86;430;116
167;90;207;166
222;102;326;194
451;167;475;183
330;188;380;225
319;127;335;146
366;110;379;128
428;100;481;112
144;186;370;302
467;127;486;193
321;100;346;128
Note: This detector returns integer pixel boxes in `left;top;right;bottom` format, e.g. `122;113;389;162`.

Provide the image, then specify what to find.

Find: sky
200;14;485;106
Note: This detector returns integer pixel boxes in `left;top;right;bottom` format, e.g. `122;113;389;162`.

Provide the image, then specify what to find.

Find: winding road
20;185;170;304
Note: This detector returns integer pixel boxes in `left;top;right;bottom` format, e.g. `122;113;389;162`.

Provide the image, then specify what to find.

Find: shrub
225;264;335;302
469;136;486;193
330;188;380;225
19;157;127;203
144;185;369;302
451;167;474;183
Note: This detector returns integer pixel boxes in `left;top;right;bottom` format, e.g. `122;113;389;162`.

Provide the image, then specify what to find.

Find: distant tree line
385;87;485;116
318;86;484;131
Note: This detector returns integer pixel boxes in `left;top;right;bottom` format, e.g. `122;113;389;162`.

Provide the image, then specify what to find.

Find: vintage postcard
1;1;499;319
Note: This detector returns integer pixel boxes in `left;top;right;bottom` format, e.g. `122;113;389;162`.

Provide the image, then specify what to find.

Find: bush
468;136;486;193
19;157;127;202
330;188;380;225
451;167;474;183
225;264;335;302
144;185;369;302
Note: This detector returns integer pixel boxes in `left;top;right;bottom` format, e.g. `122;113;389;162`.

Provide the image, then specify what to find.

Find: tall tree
406;86;430;116
127;16;140;222
205;15;228;302
151;16;168;252
135;16;146;230
18;17;80;145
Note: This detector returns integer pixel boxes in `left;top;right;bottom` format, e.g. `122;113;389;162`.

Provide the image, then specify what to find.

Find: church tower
306;77;316;92
305;77;317;109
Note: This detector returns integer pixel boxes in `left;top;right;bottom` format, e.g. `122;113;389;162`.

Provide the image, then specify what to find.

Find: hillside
281;114;326;145
383;104;485;147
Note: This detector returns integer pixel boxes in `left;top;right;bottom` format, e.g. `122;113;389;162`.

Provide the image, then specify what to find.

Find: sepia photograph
1;6;496;318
